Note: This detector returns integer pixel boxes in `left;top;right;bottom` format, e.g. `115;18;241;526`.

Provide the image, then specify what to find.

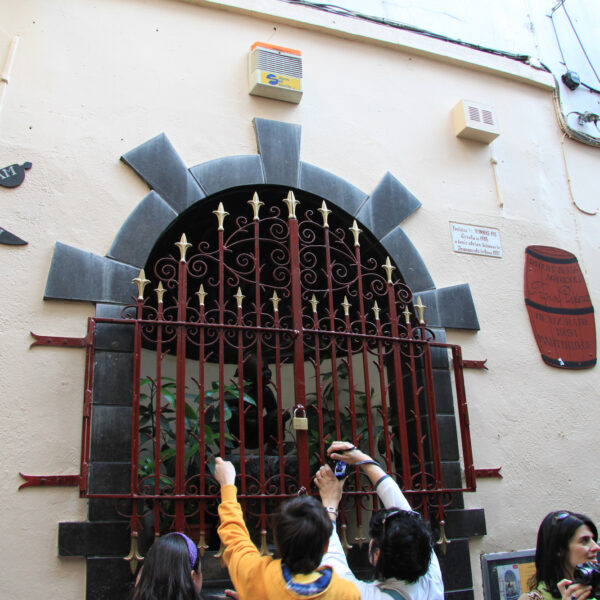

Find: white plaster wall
1;0;598;598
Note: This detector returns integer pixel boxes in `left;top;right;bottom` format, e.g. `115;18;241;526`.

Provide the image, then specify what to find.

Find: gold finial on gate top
318;200;331;228
196;284;207;307
213;202;229;231
132;269;150;300
270;291;280;312
382;257;395;284
342;296;351;316
340;523;353;552
248;192;263;221
372;301;380;321
124;532;144;574
349;220;361;247
198;531;209;558
175;233;192;262
310;294;319;313
436;520;450;555
234;287;245;309
283;190;299;219
403;305;411;324
414;296;427;324
259;530;273;557
155;281;166;304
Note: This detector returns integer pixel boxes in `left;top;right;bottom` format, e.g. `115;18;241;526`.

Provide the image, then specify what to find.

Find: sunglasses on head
381;510;401;536
552;511;571;525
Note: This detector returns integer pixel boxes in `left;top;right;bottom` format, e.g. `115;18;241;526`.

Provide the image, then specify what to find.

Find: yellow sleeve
217;484;270;596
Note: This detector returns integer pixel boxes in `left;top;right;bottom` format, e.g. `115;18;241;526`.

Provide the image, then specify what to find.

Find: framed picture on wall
481;549;536;600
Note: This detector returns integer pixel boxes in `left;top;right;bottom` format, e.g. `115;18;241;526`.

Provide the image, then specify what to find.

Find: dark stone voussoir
107;191;177;268
44;243;139;305
58;521;130;557
437;537;473;591
121;133;205;214
90;405;132;462
86;556;134;600
253;118;301;188
189;155;264;195
444;508;487;539
356;172;422;239
299;162;368;217
93;351;133;407
416;285;480;330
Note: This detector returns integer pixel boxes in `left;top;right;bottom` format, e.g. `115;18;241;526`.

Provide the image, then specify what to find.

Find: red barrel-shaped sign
524;246;596;369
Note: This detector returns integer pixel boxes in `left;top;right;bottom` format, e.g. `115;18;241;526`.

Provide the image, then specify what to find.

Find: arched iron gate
66;190;475;567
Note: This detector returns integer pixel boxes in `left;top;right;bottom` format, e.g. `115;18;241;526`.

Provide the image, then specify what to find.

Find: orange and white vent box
451;99;500;143
248;42;303;104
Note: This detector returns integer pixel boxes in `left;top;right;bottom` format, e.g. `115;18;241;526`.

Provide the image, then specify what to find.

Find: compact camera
573;562;600;598
333;461;348;479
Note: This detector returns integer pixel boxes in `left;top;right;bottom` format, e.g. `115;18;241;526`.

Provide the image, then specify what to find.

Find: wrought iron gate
42;190;476;566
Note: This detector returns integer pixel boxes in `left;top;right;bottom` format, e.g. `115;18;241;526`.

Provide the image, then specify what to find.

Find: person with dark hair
314;441;444;600
131;532;218;600
518;511;599;600
213;456;360;600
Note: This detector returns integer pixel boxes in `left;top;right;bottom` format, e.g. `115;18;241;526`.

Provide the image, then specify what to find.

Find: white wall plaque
450;222;502;258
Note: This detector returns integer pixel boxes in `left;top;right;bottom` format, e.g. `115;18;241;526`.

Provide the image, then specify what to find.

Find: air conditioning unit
451;99;499;143
248;42;303;104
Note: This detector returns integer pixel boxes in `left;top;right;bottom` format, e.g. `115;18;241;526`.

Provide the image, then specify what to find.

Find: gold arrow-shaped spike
318;200;331;228
436;520;450;555
342;296;351;317
372;301;380;321
403;305;411;325
175;233;192;262
271;291;280;313
198;531;209;558
123;533;144;574
259;530;273;556
234;287;245;309
414;296;427;324
382;257;395;284
132;269;150;300
248;191;263;221
283;190;299;219
309;294;319;314
196;284;207;307
155;281;166;304
213;202;229;231
340;523;353;552
349;220;361;247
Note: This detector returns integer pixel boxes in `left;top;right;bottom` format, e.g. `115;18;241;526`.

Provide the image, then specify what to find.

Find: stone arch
48;117;483;600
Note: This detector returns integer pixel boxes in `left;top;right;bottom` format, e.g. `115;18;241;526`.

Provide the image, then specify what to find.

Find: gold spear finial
155;281;166;304
372;301;380;321
234;287;245;309
283;190;299;219
403;305;411;324
350;220;362;247
342;296;351;317
213;202;229;231
310;294;319;313
318;201;331;228
259;530;273;557
382;257;395;284
414;296;427;324
124;533;144;574
271;291;280;313
175;233;192;262
248;192;264;221
132;269;150;300
436;520;450;555
196;284;207;307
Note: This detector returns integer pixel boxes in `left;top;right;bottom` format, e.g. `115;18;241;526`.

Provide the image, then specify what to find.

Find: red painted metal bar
374;315;393;474
236;304;247;495
153;297;165;536
462;359;488;369
310;305;325;465
80;317;95;496
451;345;476;490
19;473;80;489
217;223;226;459
196;296;207;550
475;468;502;478
29;331;93;348
272;305;286;495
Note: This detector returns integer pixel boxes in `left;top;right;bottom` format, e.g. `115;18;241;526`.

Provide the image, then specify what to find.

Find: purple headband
168;532;198;571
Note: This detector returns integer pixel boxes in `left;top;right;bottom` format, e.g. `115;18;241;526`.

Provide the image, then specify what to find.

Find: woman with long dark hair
519;511;600;600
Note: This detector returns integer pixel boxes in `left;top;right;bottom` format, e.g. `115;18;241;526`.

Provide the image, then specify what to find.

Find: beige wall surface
1;0;598;598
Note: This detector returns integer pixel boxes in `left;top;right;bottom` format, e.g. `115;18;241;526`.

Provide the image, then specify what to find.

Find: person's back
214;457;360;600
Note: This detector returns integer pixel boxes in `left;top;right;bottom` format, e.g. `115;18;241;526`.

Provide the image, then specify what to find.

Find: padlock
292;406;308;430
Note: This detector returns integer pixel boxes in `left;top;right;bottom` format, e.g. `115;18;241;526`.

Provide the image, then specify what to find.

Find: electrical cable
561;2;600;86
277;0;533;64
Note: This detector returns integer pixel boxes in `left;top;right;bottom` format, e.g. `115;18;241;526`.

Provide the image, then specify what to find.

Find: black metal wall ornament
0;161;32;188
0;226;27;245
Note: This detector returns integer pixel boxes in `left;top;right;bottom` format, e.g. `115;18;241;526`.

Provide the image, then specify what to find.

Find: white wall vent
248;42;303;104
451;99;500;143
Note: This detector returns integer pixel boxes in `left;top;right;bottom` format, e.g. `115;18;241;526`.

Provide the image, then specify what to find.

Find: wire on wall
560;133;598;216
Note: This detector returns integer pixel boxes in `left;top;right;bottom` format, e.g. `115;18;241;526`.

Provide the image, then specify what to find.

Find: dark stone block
442;461;463;491
379;228;435;293
88;499;130;522
417;285;480;331
433;369;454;414
58;521;130;557
90;405;132;462
121;133;205;214
95;303;135;320
437;415;460;461
44;243;139;304
444;589;475;600
438;537;473;591
429;329;450;369
253;118;301;188
93;352;133;406
299;162;368;217
94;321;135;353
356;172;422;239
189;155;264;195
86;556;135;600
88;462;131;495
107;191;177;268
444;508;486;539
